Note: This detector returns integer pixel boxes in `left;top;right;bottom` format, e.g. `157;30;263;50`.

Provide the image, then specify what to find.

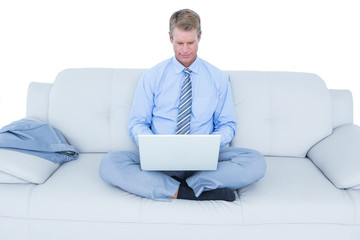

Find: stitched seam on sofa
111;70;118;152
26;183;38;235
1;216;360;227
139;197;144;223
344;189;359;224
45;84;52;122
268;75;273;155
105;70;115;152
237;190;244;224
48;80;56;123
26;184;38;218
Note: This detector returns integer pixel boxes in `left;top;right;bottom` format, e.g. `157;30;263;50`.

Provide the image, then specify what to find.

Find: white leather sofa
1;68;360;240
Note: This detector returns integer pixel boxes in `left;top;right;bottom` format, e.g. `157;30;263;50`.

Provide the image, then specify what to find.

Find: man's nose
182;43;190;52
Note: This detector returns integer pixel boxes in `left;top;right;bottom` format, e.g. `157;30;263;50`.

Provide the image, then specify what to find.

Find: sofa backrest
48;68;145;153
228;71;332;157
26;68;351;157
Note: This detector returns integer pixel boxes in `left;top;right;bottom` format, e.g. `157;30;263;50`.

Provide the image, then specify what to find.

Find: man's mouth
181;54;191;58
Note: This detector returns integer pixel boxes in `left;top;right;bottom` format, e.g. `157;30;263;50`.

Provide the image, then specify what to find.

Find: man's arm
128;73;155;146
211;75;237;148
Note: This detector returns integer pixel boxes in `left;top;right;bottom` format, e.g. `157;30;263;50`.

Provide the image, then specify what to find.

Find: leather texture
0;149;59;184
29;153;141;222
0;184;35;218
48;68;145;153
26;82;52;122
308;124;360;189
0;171;29;183
2;154;358;224
1;218;359;240
1;69;358;240
227;71;332;157
329;89;353;128
239;157;354;224
1;154;359;240
28;69;337;157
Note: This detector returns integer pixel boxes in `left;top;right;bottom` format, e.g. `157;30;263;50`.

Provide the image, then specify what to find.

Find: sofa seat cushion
239;156;355;224
140;193;243;225
346;189;360;224
28;153;245;225
28;153;141;222
23;154;356;226
0;184;36;218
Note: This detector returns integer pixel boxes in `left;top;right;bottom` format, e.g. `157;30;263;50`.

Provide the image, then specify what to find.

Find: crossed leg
99;147;266;201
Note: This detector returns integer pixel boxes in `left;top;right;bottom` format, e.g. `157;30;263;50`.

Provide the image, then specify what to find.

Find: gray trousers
99;147;266;201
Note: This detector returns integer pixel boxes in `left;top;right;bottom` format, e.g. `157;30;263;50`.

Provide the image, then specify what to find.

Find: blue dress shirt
128;56;236;147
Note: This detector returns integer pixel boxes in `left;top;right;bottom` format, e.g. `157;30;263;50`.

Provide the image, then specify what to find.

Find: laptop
138;135;221;171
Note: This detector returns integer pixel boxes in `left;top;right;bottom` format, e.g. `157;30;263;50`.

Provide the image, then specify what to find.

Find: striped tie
176;68;192;134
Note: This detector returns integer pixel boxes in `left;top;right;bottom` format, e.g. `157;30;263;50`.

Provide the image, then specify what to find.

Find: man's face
170;27;201;67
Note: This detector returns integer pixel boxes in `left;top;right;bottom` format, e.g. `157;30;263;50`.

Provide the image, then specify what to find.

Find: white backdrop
0;0;359;127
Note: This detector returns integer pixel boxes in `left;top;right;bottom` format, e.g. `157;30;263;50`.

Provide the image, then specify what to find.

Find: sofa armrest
307;124;360;189
0;149;60;184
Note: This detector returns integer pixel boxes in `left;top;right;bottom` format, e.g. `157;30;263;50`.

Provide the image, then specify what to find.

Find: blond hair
169;9;201;38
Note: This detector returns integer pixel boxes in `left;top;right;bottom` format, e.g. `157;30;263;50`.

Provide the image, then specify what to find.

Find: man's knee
242;148;266;179
99;152;116;184
99;151;134;185
231;147;267;180
253;153;266;180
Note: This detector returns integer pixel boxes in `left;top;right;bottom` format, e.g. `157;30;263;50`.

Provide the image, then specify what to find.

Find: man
99;9;266;201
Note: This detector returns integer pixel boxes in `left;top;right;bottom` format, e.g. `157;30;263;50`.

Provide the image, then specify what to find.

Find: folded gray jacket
0;118;79;164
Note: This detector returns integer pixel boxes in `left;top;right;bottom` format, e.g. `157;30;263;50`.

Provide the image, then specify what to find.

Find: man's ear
169;32;173;43
198;31;202;42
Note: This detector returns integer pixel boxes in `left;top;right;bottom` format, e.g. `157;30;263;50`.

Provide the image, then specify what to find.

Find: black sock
196;188;235;202
177;183;198;200
175;178;235;202
172;176;197;200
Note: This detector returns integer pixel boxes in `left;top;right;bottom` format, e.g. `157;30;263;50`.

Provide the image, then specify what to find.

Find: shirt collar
172;56;200;74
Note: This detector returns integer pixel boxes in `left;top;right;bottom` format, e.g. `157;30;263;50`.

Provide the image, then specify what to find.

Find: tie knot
184;68;191;76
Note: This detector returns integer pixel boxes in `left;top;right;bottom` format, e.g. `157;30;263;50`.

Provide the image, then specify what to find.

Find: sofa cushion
227;71;332;157
28;153;141;222
140;192;243;225
48;69;146;153
28;153;246;224
140;157;355;225
2;153;358;237
239;156;354;224
346;189;360;224
48;69;332;157
27;154;354;226
0;184;36;218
